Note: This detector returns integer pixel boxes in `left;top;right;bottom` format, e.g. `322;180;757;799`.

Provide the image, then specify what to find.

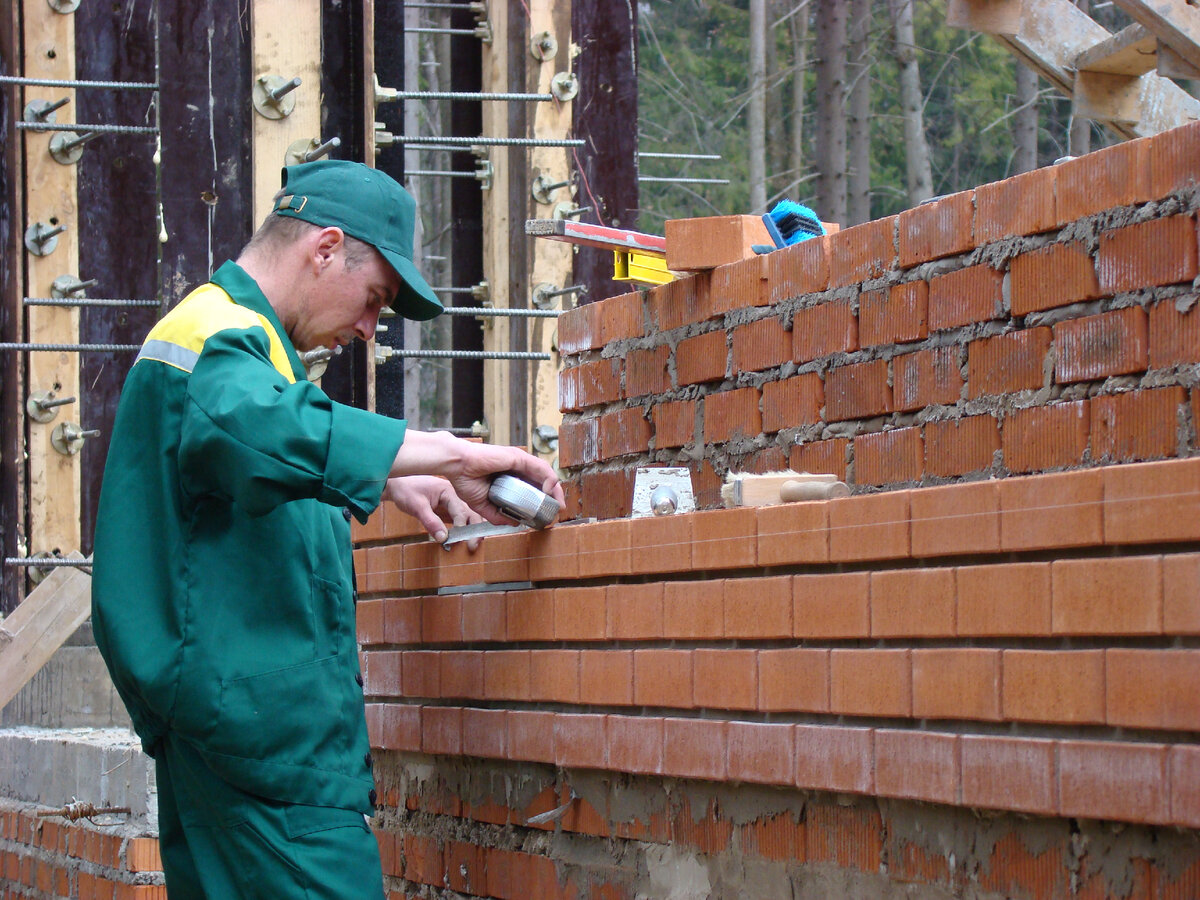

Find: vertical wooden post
23;0;81;556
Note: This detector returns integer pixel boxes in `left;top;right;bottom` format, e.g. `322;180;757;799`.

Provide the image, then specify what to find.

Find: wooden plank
24;0;82;557
527;0;571;463
1113;0;1200;75
1157;40;1200;78
251;0;323;226
1076;23;1158;76
946;0;1024;36
0;556;90;711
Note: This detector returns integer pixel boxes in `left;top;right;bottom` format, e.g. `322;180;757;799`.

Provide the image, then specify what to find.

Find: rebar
638;152;723;160
0;75;157;91
0;342;140;352
24;297;159;307
18;121;157;135
431;286;478;294
408;26;479;36
391;349;551;360
398;135;584;148
6;558;91;568
391;90;553;102
639;176;731;185
406;169;482;179
440;306;560;318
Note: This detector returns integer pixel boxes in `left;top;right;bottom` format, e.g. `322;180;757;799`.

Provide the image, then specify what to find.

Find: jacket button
368;788;378;806
355;672;364;687
342;507;352;521
364;752;373;769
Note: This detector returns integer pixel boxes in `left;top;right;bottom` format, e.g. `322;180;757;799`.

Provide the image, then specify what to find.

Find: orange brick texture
549;123;1200;516
0;805;164;898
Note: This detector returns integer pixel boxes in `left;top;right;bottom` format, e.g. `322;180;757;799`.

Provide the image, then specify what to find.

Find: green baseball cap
273;160;443;321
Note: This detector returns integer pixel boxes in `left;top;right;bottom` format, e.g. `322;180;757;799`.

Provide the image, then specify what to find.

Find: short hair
244;193;375;271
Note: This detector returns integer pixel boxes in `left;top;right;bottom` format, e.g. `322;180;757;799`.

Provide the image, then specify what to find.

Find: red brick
1163;553;1200;634
793;572;868;638
528;524;580;581
1150;298;1200;368
1058;739;1169;825
483;650;531;701
559;293;642;355
761;373;822;432
607;715;664;775
553;713;607;770
711;254;769;315
732;316;791;373
703;387;762;444
356;598;385;646
792;725;874;794
968;328;1051;398
828;215;896;287
368;704;421;751
676;330;727;386
651;399;696;449
1002;650;1105;724
1091;386;1182;463
1002;400;1090;473
1170;745;1200;828
893;346;963;412
727;722;795;785
854;427;923;486
437;541;485;590
830;649;911;717
580;650;633;706
757;500;829;566
876;730;960;804
605;583;663;640
439;651;484;700
650;273;715;332
461;707;506;759
1104;457;1200;545
506;589;554;641
960;736;1057;816
633;649;694;708
1056;137;1153;223
420;595;461;644
558;416;599;468
402;834;445;887
1052;556;1162;635
956;561;1052;636
598;407;651;460
401;543;438;593
693;649;758;710
928;264;1003;331
870;567;955;637
912;648;1002;721
806;803;883;872
740;812;805;863
578;521;632;580
828;491;911;562
529;650;580;703
444;840;486;894
576;358;622;408
999;468;1103;551
554;585;607;639
1098;214;1199;294
630;513;692;575
898;189;975;267
624;345;670;398
789;439;847;481
1054;306;1148;383
691;507;757;570
975;166;1058;243
861;282;928;348
1010;242;1101;316
825;359;891;421
1150;120;1200;197
793;297;858;362
506;710;555;762
663;718;728;781
402;651;440;698
910;480;1000;557
725;575;792;638
662;578;723;639
1106;649;1200;730
580;467;636;522
768;232;831;300
758;648;829;712
421;705;463;755
461;591;506;642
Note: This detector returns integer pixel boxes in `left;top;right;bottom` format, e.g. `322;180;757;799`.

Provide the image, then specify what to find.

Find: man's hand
388;430;565;526
382;475;484;546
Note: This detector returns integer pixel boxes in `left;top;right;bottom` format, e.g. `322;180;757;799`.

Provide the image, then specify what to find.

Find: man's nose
355;309;380;341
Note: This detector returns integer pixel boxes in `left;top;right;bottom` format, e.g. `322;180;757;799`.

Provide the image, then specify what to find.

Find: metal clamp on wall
253;75;301;119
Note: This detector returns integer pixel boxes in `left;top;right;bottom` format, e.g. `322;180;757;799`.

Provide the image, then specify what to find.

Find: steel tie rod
5;558;92;569
0;342;140;352
17;121;158;135
440;307;561;318
398;135;584;148
24;297;160;308
0;74;158;91
638;152;723;160
391;349;552;360
639;176;731;185
392;90;554;102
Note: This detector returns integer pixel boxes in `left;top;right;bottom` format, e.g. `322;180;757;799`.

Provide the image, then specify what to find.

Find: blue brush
753;199;826;253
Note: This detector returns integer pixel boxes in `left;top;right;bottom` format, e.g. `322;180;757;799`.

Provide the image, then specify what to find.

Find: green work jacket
92;261;407;814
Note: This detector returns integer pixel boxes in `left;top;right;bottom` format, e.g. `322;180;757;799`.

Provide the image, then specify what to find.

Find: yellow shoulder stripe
139;283;296;383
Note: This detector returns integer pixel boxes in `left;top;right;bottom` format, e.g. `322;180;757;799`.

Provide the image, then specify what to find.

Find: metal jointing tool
443;474;562;547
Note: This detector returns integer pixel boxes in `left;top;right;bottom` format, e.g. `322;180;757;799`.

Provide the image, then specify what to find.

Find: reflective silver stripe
136;339;200;372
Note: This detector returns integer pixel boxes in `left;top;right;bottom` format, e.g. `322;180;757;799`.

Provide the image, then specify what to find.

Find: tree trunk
788;4;810;200
749;0;768;211
814;2;847;224
887;0;933;205
1013;61;1039;174
847;0;872;225
765;0;787;199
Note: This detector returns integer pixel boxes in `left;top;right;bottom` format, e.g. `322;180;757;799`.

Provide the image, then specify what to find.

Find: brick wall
0;803;163;899
556;122;1200;521
352;122;1200;899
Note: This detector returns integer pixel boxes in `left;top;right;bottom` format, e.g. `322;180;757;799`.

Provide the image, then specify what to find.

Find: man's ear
312;226;346;272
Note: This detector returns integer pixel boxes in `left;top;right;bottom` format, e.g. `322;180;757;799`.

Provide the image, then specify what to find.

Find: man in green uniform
91;160;563;899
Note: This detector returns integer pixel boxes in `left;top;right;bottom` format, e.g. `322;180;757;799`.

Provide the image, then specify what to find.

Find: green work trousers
155;735;384;899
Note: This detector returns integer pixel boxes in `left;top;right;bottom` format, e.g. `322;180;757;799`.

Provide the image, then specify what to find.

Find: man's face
295;243;402;352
